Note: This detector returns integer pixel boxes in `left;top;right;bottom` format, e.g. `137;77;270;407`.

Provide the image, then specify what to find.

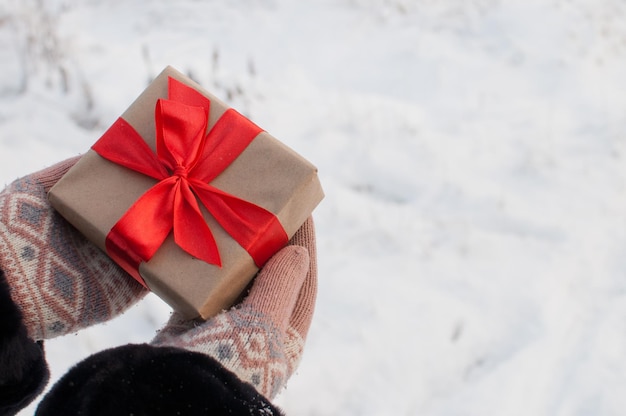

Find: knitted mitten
152;217;318;399
0;157;148;341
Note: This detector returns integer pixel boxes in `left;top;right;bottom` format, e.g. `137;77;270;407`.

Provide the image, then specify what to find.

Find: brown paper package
48;66;324;320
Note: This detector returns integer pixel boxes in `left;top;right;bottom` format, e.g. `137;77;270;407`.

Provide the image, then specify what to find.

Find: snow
3;0;626;414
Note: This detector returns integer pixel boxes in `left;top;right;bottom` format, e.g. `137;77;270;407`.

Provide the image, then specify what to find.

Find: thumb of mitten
242;245;310;333
152;245;310;346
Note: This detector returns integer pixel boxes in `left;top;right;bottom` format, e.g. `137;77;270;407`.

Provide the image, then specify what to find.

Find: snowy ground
3;0;626;414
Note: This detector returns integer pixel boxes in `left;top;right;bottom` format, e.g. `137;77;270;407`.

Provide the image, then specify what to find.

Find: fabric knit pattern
153;307;294;399
152;217;318;400
0;159;147;341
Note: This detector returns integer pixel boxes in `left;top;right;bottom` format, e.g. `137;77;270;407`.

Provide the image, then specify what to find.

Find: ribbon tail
106;179;177;285
174;179;221;267
192;181;288;267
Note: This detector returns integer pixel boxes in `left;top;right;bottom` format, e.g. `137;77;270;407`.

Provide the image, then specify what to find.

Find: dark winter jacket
0;270;284;416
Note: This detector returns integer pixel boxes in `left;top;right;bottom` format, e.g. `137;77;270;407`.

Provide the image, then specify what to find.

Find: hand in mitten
151;216;318;400
34;218;317;415
0;157;148;341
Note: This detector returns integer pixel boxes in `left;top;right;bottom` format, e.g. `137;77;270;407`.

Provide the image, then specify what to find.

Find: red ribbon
92;77;288;286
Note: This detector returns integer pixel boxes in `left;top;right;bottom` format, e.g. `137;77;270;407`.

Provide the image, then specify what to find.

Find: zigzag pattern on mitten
0;175;146;341
152;306;301;400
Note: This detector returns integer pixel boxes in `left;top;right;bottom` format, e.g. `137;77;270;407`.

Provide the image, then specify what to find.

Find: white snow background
2;0;626;414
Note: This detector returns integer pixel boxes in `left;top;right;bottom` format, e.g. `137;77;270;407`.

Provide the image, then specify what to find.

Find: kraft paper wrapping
48;66;324;320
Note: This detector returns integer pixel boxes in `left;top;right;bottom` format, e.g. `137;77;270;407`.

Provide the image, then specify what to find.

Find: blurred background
2;0;626;414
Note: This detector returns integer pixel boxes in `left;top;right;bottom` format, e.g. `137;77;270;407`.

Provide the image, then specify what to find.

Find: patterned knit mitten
0;157;148;341
152;217;318;399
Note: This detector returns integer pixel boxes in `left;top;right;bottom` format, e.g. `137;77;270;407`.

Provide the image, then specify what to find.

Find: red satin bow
92;77;287;285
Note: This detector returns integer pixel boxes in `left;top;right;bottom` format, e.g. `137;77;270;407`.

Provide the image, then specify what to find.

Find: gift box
48;66;324;320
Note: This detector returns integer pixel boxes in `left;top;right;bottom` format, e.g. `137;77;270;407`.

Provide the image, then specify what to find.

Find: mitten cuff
0;269;50;416
35;344;284;416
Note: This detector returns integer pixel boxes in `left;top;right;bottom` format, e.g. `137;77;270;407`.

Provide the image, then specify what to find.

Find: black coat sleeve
0;270;50;416
35;343;284;416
